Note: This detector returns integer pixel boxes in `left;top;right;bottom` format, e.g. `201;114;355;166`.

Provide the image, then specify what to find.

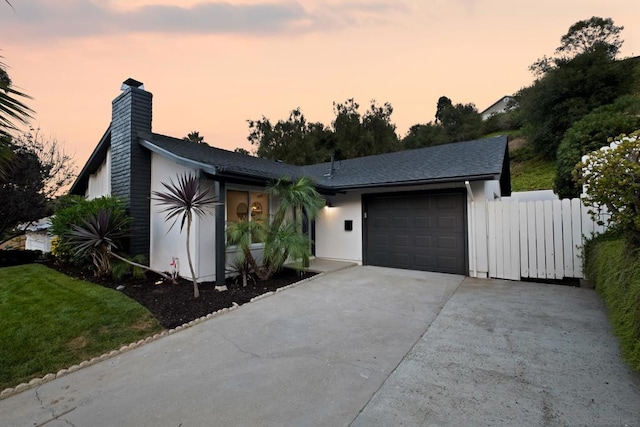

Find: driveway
1;267;639;426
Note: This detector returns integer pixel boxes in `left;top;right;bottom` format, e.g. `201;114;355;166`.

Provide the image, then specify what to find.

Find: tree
0;142;49;240
433;96;483;142
248;108;333;165
401;123;447;150
183;131;205;144
152;173;218;298
332;99;399;159
518;43;636;159
519;17;635;159
575;130;640;246
248;99;399;164
0;129;76;242
555;95;640;198
0;57;34;136
12;128;76;199
227;176;324;280
530;16;624;76
234;147;251;156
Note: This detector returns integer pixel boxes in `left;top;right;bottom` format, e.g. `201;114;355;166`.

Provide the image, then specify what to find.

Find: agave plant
152;173;217;298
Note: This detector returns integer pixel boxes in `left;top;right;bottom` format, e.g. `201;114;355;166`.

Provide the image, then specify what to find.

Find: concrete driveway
1;267;639;426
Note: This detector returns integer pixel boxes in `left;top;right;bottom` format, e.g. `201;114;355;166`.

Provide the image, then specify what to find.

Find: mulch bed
45;260;315;329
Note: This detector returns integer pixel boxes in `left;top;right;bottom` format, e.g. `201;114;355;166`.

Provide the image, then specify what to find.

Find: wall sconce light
325;199;334;208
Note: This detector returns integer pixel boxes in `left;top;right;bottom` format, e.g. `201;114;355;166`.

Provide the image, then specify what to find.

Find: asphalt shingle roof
140;132;301;181
301;136;508;189
75;132;507;194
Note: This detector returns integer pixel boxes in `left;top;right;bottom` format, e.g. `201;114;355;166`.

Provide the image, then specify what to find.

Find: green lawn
0;264;162;390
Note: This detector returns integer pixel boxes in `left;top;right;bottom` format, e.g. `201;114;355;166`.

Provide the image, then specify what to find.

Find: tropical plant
152;173;217;298
227;176;324;280
183;131;205;144
51;195;127;261
67;208;172;280
226;257;255;288
0;56;34;135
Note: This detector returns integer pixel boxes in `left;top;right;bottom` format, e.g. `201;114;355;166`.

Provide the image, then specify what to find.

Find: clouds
1;0;403;40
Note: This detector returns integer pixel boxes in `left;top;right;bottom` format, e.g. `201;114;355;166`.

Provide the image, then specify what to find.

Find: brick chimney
110;78;152;257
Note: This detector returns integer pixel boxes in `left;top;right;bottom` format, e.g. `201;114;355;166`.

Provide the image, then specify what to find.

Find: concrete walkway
1;268;639;426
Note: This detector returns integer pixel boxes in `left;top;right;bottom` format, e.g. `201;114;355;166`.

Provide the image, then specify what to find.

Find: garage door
364;192;466;274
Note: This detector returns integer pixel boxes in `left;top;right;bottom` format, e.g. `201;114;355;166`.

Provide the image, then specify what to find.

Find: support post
215;180;226;286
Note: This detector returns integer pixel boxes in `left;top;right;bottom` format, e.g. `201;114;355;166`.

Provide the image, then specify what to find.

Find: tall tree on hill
518;17;636;159
433;96;483;143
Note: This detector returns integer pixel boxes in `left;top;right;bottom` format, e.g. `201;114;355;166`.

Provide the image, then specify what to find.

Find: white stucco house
70;78;511;285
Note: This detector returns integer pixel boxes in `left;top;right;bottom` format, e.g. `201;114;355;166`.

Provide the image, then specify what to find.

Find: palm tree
152;173;217;298
1;57;33;178
0;57;34;133
183;131;205;144
269;176;325;229
227;176;325;280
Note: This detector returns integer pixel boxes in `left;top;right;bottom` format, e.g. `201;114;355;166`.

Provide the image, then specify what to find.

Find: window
227;190;269;243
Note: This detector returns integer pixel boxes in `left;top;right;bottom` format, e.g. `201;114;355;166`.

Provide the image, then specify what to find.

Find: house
24;217;53;253
480;95;515;121
70;79;510;285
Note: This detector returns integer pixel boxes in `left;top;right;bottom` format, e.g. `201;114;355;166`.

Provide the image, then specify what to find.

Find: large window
227;190;269;243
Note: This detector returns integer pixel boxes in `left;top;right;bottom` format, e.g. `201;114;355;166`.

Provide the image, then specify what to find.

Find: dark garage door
365;192;466;275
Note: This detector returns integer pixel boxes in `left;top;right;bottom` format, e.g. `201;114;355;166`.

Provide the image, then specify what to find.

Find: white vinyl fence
486;198;608;280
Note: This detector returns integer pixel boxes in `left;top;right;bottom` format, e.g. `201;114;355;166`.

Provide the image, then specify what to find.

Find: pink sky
2;0;639;168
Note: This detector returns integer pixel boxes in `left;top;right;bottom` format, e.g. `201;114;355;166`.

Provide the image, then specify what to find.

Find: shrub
584;234;640;371
575;130;640;246
555;95;640;198
0;249;42;267
50;195;129;261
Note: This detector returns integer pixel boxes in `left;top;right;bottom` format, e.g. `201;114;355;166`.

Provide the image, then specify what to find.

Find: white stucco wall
315;192;363;263
85;147;111;199
150;153;218;281
314;180;502;278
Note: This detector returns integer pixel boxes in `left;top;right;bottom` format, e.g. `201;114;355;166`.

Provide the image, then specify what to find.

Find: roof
70;125;111;195
300;136;508;190
73;131;509;194
139;132;303;183
480;95;514;117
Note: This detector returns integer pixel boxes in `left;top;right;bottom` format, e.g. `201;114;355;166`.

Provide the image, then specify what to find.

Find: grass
585;236;640;372
0;264;162;390
509;141;556;192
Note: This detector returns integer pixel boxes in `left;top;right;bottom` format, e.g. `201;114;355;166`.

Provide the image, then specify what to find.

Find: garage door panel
366;193;466;275
413;236;432;247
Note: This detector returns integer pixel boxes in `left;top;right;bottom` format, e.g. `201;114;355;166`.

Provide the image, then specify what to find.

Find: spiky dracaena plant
152;173;217;298
68;209;172;280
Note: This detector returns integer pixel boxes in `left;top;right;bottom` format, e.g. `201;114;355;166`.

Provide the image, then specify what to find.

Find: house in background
70;79;510;285
480;95;516;121
24;217;53;253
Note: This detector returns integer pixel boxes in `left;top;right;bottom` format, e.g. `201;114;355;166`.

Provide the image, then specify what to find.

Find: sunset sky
2;0;639;168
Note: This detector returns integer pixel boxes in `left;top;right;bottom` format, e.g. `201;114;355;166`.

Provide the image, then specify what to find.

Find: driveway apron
0;266;463;427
